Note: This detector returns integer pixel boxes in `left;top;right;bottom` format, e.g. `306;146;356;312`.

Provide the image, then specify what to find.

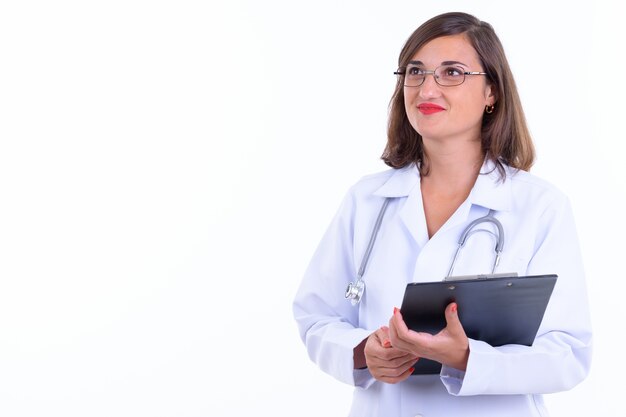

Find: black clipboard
399;274;557;375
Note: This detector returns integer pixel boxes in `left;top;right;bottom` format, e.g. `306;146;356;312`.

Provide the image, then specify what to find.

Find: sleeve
441;195;593;395
292;188;375;388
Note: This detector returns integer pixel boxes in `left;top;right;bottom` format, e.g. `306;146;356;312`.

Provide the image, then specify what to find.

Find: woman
293;12;592;417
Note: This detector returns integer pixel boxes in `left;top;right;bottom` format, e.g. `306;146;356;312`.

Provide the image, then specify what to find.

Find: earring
485;104;495;114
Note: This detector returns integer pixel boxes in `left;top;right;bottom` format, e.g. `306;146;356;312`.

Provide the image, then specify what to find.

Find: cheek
459;102;486;121
403;89;413;112
454;94;487;122
403;89;419;114
403;93;420;130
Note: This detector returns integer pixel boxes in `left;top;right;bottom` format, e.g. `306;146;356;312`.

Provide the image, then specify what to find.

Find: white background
0;1;624;416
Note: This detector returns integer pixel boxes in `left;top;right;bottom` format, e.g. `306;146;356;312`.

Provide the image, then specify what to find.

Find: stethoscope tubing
357;198;391;278
446;209;503;278
345;198;505;305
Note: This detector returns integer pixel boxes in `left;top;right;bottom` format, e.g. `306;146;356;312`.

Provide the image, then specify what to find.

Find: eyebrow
408;60;469;67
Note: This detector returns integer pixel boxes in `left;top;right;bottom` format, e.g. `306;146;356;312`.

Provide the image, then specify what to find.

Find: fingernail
393;307;399;315
383;339;391;348
409;367;415;373
451;303;457;313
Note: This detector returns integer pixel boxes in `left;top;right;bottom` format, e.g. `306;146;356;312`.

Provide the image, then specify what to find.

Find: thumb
444;302;466;335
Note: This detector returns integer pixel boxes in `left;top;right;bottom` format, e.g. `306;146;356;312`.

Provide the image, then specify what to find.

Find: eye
440;66;464;78
407;65;426;76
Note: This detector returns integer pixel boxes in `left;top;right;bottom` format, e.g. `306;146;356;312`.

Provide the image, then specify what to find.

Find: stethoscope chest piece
345;279;365;305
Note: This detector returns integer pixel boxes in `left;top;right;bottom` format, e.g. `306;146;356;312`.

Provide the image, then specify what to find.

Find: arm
293;188;417;387
441;196;593;395
292;190;373;387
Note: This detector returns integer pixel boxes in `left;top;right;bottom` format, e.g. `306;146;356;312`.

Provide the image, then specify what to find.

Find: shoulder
347;166;404;197
331;165;415;221
507;167;566;197
348;164;418;199
505;166;570;213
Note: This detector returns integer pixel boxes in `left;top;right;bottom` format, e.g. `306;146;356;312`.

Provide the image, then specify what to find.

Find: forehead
410;34;481;67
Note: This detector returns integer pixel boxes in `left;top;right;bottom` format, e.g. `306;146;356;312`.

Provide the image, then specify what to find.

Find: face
403;34;495;144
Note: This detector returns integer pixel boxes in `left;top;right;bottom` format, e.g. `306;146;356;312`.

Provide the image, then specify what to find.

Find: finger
366;333;419;364
376;351;419;369
378;325;391;347
389;307;414;346
392;307;411;334
374;363;416;384
399;354;420;369
444;302;466;336
389;309;441;361
365;332;411;363
372;326;393;348
368;345;415;363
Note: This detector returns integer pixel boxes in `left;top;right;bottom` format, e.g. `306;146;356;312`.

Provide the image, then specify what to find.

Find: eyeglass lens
402;65;466;87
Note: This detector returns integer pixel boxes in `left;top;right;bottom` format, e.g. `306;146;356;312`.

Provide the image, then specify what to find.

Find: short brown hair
382;12;535;179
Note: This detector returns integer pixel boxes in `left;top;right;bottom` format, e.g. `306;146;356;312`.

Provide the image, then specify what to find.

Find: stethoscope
345;197;505;305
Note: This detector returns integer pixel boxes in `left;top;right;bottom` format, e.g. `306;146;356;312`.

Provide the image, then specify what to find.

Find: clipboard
399;274;558;375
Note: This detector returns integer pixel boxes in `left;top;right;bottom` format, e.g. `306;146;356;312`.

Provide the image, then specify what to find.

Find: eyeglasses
394;64;487;87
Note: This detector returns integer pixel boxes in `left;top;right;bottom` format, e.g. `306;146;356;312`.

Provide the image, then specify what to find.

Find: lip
417;103;445;115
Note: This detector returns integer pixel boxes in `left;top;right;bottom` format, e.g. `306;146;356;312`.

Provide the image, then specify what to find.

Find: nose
418;73;441;98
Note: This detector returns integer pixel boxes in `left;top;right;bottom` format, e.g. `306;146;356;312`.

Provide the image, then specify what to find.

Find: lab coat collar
373;159;513;212
469;159;513;212
372;164;420;198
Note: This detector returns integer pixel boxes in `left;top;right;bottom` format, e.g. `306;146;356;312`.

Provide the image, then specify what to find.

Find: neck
419;138;483;239
421;138;484;189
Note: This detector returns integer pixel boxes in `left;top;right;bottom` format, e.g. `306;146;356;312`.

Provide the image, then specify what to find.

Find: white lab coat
293;160;592;417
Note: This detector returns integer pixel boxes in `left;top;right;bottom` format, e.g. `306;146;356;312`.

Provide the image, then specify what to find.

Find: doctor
293;12;592;417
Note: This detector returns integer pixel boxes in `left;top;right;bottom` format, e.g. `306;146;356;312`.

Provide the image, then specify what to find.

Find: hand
388;303;470;371
363;325;419;384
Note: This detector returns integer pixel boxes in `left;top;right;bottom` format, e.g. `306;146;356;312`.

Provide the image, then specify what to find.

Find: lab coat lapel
434;162;513;236
468;162;513;213
371;161;512;247
400;186;430;248
373;165;428;247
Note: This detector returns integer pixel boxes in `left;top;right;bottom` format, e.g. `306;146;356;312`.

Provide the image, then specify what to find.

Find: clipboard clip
443;272;519;281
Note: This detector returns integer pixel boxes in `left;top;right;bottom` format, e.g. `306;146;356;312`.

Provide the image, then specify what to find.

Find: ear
484;83;497;106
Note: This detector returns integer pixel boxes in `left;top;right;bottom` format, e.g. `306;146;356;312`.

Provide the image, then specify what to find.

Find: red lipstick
417;103;445;115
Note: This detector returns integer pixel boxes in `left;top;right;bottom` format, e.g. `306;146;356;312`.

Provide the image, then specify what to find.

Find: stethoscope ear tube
446;209;505;278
